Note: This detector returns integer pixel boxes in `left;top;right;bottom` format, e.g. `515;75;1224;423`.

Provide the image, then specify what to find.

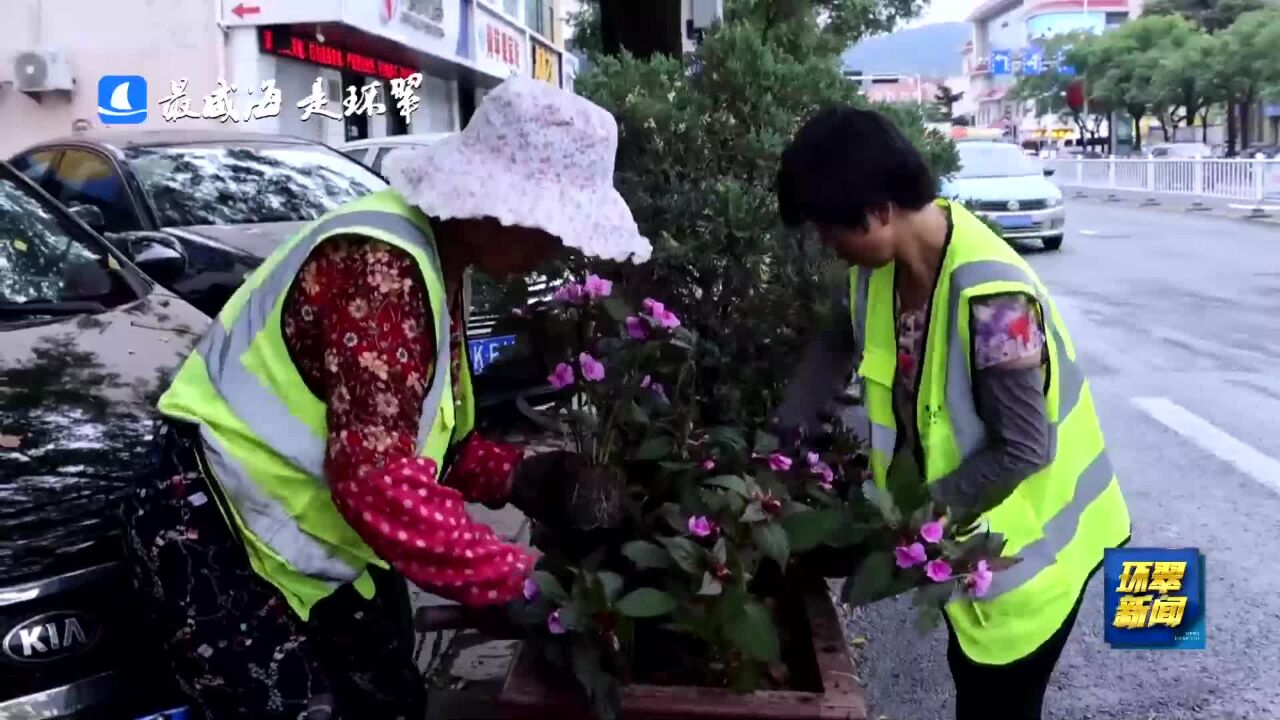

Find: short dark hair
776;106;937;229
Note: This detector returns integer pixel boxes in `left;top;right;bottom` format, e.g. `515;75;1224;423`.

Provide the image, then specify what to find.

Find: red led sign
259;27;418;81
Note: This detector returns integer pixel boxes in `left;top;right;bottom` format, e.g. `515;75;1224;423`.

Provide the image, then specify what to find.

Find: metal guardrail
1047;157;1280;206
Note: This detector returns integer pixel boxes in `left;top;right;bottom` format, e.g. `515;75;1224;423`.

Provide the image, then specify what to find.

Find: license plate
135;708;191;720
468;334;518;375
998;214;1033;228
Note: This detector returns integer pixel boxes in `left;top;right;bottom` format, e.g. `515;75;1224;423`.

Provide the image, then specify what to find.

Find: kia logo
3;611;98;662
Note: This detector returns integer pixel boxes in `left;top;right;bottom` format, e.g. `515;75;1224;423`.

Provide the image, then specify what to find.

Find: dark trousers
945;589;1085;720
122;422;425;720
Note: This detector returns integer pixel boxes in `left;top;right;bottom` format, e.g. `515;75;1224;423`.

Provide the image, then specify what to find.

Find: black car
0;162;207;718
10;130;557;422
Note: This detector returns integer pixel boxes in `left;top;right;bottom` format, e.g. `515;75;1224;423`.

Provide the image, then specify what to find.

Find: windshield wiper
0;300;108;317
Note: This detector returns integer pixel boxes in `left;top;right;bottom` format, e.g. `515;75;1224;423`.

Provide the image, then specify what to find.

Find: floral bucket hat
381;76;651;264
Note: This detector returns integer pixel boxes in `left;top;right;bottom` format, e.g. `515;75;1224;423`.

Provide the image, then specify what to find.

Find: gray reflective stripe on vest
193;210;451;583
851;268;896;454
947;260;1109;600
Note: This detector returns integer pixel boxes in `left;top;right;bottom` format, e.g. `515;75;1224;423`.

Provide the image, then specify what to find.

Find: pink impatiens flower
639;374;652;388
894;542;927;569
651;382;667;401
547;610;566;635
806;452;820;467
702;459;716;470
768;453;793;472
812;461;835;490
548;362;575;389
967;559;994;598
579;352;605;382
626;316;648;340
925;559;953;583
523;577;540;601
920;519;945;544
687;515;716;538
584;274;612;299
642;298;681;329
554;283;584;304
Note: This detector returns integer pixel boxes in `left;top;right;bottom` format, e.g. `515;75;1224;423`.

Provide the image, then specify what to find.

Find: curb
1061;189;1280;227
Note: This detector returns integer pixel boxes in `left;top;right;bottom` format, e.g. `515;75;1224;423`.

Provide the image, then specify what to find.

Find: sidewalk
1056;184;1280;227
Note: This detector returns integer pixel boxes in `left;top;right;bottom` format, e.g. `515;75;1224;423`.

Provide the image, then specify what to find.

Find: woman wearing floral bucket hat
123;76;649;720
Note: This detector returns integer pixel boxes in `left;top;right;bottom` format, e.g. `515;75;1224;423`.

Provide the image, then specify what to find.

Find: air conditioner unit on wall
13;49;76;93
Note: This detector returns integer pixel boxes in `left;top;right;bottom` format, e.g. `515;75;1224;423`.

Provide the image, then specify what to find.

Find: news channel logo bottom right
1103;547;1205;650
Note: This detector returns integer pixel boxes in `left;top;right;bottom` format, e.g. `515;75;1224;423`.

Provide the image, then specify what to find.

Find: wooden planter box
497;582;867;720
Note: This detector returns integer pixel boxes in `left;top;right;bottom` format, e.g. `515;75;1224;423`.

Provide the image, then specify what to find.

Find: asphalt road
842;200;1280;720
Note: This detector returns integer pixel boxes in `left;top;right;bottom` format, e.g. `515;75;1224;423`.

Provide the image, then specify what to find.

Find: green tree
565;0;603;56
1149;15;1217;142
1207;8;1280;153
933;83;964;122
1145;0;1263;32
569;0;955;429
1009;31;1106;145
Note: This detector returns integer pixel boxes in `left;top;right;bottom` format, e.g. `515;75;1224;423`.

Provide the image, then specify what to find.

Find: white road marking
1132;397;1280;495
1079;230;1099;235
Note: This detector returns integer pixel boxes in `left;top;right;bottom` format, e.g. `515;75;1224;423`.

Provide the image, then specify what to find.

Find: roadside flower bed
502;274;1018;720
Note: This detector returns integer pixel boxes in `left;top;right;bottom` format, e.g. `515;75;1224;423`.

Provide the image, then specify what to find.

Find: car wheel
1042;234;1064;251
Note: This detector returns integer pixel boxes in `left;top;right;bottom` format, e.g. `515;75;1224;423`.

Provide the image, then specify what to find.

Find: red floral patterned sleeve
282;236;533;607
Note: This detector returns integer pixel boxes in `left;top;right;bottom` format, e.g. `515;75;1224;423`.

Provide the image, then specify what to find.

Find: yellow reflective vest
157;189;476;620
850;200;1130;664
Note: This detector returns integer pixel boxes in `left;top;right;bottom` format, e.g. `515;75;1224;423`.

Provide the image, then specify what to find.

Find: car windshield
124;142;388;227
956;144;1042;179
0;167;129;307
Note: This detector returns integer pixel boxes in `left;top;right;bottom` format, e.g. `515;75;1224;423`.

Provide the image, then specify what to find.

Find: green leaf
600;296;632;323
707;426;747;451
634;435;675;461
826;518;875;548
570;637;621;720
752;430;779;455
712;537;727;564
913;604;945;635
598;571;625;603
658;536;707;574
622;540;673;570
984;555;1022;572
622;400;650;428
581;547;607;573
659;459;697;473
657;502;686;532
728;600;781;663
841;551;895;607
703;474;749;497
740;501;767;523
697;572;723;596
912;579;956;610
886;449;929;515
752;522;790;567
616;588;678;618
781;508;845;553
533;571;569;604
861;479;901;526
781;500;811;518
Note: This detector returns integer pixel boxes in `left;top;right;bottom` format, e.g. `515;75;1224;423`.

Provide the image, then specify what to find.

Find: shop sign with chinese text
474;4;525;78
530;37;560;87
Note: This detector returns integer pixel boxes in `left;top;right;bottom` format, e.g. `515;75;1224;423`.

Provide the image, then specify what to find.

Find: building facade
966;0;1135;139
0;0;571;156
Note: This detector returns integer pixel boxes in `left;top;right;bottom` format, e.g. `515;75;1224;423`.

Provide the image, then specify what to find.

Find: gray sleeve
929;365;1052;516
769;282;859;435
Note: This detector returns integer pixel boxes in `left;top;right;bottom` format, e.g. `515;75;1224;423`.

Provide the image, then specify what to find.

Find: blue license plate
135;708;191;720
468;334;518;375
998;214;1033;228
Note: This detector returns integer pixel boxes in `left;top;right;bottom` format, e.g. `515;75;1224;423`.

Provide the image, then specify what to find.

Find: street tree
1080;16;1191;152
933;83;965;122
1008;31;1107;146
567;0;955;427
1207;8;1280;153
1144;0;1264;32
1149;15;1217;142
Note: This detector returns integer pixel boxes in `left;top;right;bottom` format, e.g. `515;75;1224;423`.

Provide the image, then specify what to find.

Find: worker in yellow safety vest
771;106;1130;720
122;76;651;720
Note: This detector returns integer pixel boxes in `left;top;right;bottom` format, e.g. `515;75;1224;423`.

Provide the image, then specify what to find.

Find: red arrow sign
231;3;261;19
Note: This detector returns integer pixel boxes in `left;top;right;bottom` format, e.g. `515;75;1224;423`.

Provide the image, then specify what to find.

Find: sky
906;0;985;28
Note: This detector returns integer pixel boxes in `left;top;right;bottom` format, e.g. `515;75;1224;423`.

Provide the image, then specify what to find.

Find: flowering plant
500;274;1018;719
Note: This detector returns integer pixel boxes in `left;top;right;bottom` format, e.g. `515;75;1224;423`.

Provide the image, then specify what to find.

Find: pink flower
554;283;584;304
642;298;659;312
523;577;540;601
925;559;953;583
640;374;652;388
967;559;994;598
579;352;605;382
812;461;835;488
894;542;927;569
687;515;715;537
920;519;945;545
584;274;612;299
626;316;648;340
806;452;820;467
656;308;681;328
651;382;667;401
767;453;793;472
702;459;716;471
548;362;575;389
547;610;566;635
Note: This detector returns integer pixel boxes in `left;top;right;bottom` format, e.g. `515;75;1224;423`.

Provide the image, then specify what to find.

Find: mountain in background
841;22;971;80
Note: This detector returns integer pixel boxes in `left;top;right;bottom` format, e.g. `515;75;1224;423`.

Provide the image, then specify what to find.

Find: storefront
471;1;567;93
221;0;481;144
